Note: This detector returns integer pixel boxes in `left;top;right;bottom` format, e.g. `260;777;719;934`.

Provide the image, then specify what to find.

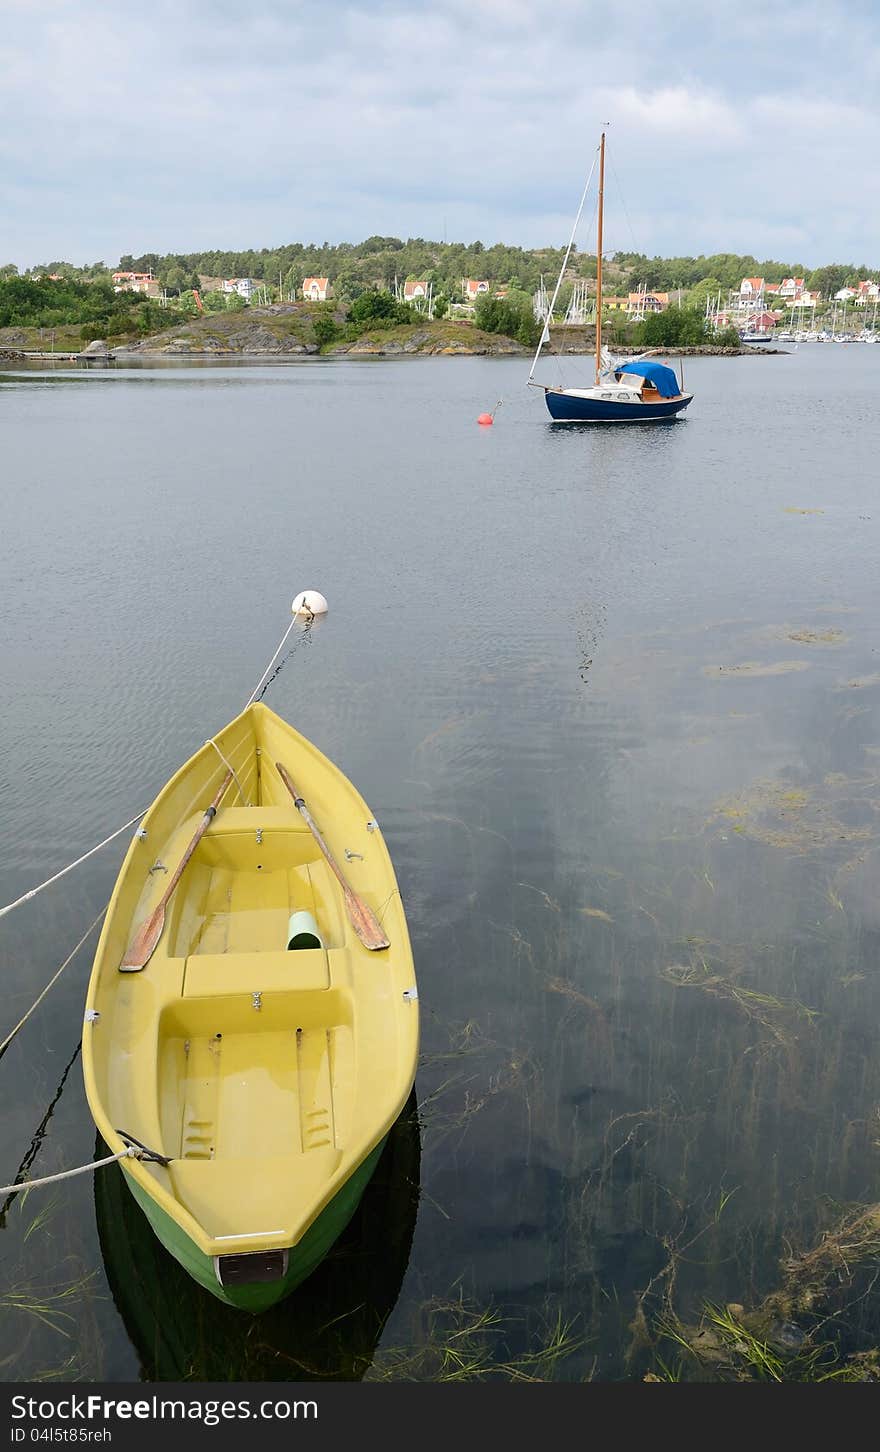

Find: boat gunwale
81;701;418;1260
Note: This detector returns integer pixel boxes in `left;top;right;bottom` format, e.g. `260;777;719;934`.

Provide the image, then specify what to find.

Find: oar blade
344;888;390;951
119;906;165;973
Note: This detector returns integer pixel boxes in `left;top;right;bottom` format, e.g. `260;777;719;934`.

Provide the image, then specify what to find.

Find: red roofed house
302;277;330;301
627;290;669;315
856;279;880;304
746;310;779;334
779;277;805;300
739;277;765;299
463;279;490;301
404;279;429;302
113;270;160;297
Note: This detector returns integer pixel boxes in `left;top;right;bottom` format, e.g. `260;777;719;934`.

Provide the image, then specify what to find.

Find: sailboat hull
544;389;693;423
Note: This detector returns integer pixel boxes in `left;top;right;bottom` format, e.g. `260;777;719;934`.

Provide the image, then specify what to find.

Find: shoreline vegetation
1;303;774;361
5;237;850;359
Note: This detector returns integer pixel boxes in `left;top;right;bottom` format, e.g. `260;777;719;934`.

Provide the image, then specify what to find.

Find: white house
834;286;857;302
221;278;258;301
303;277;330;301
739;276;765;300
778;277;805;299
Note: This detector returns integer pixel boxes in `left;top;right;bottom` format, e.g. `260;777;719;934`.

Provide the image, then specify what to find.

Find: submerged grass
660;950;818;1049
367;1288;588;1382
643;1197;880;1381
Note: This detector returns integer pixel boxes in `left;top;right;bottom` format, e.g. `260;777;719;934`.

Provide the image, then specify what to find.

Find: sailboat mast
595;131;605;385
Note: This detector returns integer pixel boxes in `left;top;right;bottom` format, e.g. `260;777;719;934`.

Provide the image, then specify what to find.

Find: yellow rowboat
82;701;418;1312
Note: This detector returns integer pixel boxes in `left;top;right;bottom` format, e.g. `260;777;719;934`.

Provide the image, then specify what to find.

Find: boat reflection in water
94;1090;421;1381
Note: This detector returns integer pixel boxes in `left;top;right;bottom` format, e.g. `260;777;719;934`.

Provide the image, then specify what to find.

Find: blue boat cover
615;360;681;397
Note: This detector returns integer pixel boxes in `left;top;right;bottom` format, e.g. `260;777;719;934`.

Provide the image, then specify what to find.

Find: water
2;347;879;1382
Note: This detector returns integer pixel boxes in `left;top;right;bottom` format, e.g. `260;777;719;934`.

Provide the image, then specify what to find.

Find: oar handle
156;770;232;912
275;764;342;885
275;760;390;950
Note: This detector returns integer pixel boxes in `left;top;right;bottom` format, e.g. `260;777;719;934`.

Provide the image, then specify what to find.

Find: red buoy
477;413;494;425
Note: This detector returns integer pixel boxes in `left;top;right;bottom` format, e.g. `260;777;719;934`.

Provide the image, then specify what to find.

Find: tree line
5;242;875;310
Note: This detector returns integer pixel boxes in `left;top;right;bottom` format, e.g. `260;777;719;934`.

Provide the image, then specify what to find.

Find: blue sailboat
528;130;694;423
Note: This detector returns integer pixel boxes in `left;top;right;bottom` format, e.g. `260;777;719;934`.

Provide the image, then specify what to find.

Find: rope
243;616;298;708
0;811;147;923
528;147;599;384
0;1145;141;1197
0;607;313;923
206;738;248;806
0;906;107;1060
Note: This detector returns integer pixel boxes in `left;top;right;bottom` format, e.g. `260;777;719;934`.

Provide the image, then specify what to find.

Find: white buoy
291;590;328;618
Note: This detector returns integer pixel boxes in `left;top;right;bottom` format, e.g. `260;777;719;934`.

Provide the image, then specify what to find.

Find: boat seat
184;949;330;996
207;807;311;835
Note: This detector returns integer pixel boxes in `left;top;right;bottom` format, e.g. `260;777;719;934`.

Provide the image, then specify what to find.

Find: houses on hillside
112;270;160;297
197;275;261;300
835;279;880;303
737;276;818;310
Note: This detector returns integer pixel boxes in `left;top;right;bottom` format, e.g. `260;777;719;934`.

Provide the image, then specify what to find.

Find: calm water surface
1;347;879;1381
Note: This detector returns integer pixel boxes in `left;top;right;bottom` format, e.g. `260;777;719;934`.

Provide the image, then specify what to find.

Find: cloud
1;1;879;266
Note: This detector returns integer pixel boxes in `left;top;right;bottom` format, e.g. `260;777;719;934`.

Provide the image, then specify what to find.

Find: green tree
687;276;724;310
313;314;339;346
163;264;189;294
348;289;414;328
807;264;851;300
201;290;232;312
634;305;709;347
713;323;742;347
474;292;539;346
333;265;364;303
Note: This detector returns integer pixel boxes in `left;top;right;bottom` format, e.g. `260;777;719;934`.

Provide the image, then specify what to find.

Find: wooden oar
119;770;233;972
275;760;390;951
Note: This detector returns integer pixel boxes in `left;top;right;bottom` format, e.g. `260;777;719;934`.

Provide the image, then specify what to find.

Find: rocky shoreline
3;305;787;363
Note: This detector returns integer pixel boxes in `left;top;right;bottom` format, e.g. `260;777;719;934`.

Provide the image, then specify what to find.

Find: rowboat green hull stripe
124;1140;387;1312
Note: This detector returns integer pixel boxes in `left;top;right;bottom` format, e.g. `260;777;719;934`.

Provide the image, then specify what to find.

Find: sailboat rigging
528;130;694;423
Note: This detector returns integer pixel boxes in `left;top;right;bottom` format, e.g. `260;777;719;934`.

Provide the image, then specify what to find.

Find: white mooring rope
0;811;148;923
243;616;298;708
0;607;313;924
0;1145;141;1197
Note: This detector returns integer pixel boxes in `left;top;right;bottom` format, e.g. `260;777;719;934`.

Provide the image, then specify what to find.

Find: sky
2;0;879;270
